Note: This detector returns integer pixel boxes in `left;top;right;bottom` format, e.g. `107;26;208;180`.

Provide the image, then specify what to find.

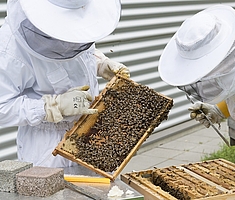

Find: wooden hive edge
121;162;235;200
194;193;235;200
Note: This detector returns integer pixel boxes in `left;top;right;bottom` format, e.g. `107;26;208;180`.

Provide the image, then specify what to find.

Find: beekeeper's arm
0;56;97;127
94;49;130;80
188;101;230;128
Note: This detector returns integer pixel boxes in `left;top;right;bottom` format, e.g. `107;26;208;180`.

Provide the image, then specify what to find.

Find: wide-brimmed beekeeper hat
158;5;235;86
19;0;121;43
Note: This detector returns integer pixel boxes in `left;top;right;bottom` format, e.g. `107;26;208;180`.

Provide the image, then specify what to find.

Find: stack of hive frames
121;159;235;200
53;75;173;181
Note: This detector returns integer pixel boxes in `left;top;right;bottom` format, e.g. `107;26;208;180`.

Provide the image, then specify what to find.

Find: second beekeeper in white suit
0;0;130;167
158;5;235;129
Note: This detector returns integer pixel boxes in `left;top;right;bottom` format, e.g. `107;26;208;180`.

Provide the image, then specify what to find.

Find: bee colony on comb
53;75;173;180
121;159;235;200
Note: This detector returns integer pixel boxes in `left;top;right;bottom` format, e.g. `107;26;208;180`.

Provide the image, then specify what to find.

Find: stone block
0;160;32;193
16;166;64;197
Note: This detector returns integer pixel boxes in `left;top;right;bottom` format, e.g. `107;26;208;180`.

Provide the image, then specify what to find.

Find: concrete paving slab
176;134;218;144
193;131;220;138
208;138;226;146
171;151;206;163
121;155;166;174
159;140;199;151
141;147;183;159
190;143;223;154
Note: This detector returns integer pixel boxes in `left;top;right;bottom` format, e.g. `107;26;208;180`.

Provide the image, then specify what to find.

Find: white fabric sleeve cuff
42;95;63;123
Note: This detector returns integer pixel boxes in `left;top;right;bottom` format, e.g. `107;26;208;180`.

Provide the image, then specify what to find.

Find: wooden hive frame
52;75;173;181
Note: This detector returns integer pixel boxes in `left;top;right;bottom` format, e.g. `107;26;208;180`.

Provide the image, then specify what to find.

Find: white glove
188;102;225;128
95;49;130;80
42;86;98;123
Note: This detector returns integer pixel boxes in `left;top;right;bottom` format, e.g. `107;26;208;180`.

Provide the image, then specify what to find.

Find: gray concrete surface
121;119;229;175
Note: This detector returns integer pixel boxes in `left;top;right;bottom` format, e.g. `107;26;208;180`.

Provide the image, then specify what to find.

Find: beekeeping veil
6;0;121;59
158;5;235;104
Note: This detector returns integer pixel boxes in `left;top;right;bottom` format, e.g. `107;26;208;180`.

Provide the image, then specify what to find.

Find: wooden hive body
121;159;235;200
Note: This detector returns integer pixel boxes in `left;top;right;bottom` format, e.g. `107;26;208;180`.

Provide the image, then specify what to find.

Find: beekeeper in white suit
0;0;130;167
158;5;235;129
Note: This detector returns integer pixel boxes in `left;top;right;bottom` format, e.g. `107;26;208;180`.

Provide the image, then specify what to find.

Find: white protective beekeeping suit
0;0;129;167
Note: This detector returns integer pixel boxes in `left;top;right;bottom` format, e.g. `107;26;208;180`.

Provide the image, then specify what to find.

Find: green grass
201;144;235;163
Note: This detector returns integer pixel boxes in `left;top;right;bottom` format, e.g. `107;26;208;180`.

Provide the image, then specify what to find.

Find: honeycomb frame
53;75;173;181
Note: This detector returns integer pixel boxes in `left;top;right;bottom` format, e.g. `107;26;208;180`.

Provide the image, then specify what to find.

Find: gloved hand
42;85;98;123
95;49;130;80
188;102;225;128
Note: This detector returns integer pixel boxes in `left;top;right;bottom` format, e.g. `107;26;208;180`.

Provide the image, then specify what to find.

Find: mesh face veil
18;19;94;59
178;80;223;103
178;42;235;104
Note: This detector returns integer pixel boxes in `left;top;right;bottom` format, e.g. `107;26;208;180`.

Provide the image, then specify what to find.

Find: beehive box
121;159;235;200
53;75;173;181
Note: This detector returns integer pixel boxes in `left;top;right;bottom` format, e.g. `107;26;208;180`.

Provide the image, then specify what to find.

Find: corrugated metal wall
0;0;17;161
1;0;235;161
97;0;235;130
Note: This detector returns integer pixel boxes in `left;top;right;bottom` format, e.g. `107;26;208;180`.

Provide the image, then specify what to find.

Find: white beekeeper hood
158;5;235;87
18;0;121;43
